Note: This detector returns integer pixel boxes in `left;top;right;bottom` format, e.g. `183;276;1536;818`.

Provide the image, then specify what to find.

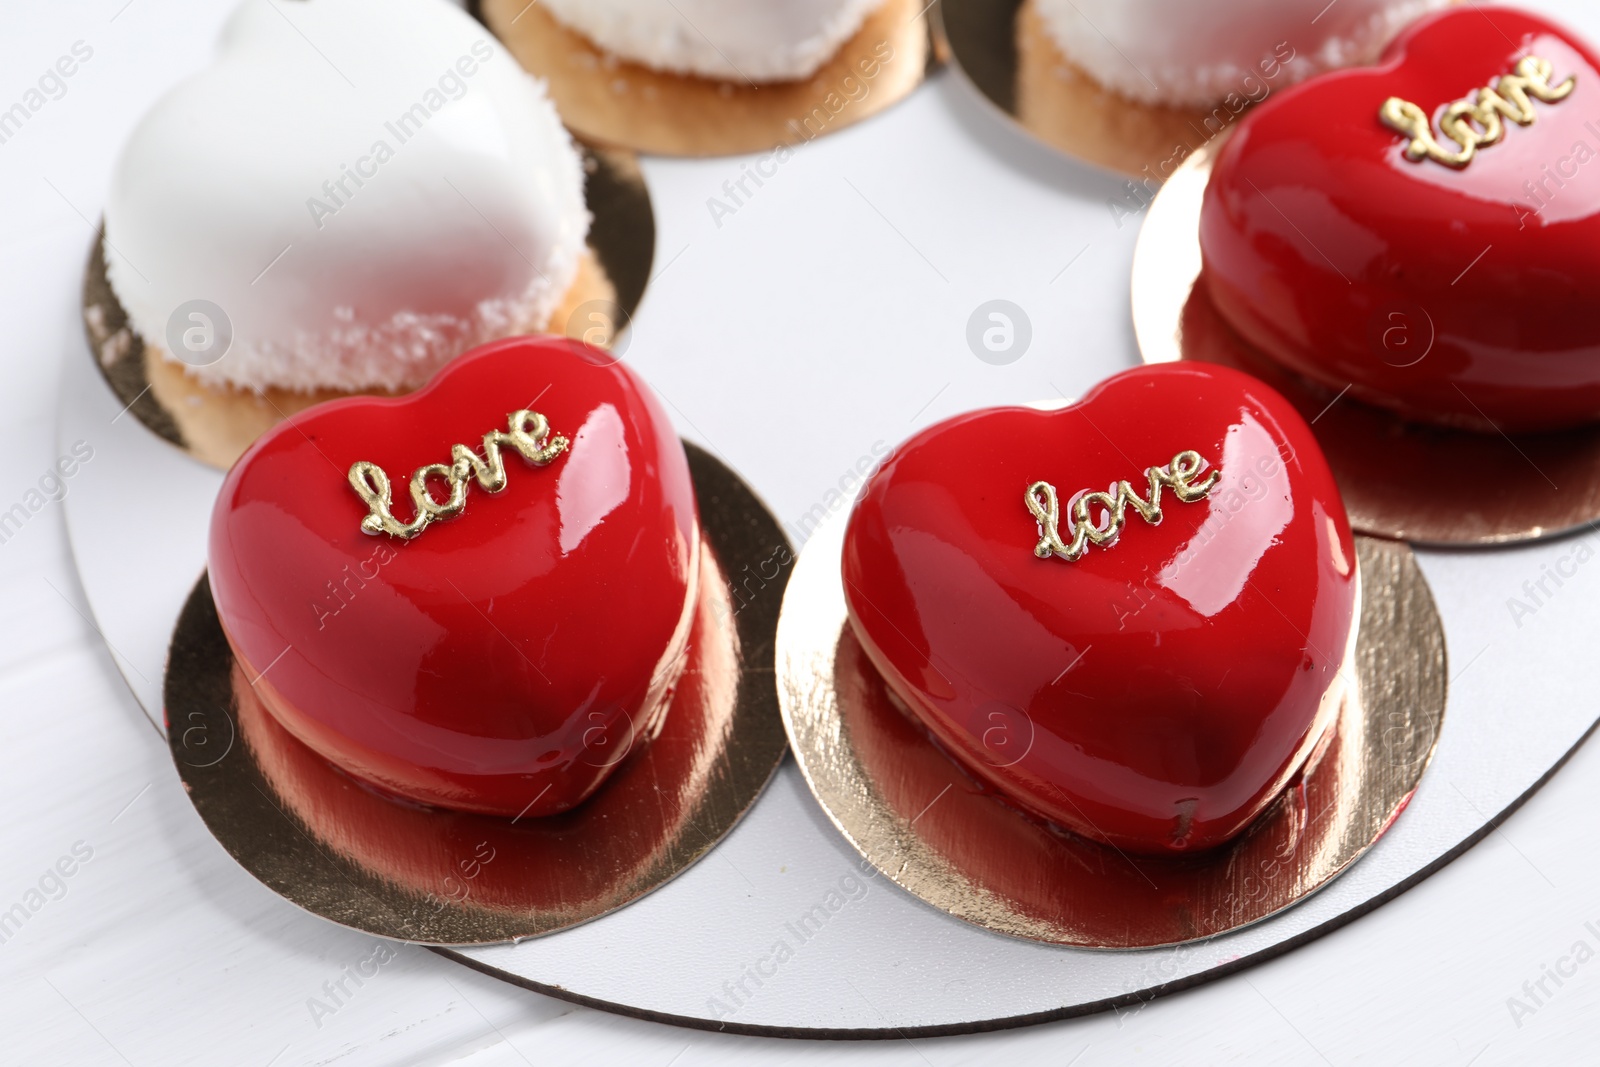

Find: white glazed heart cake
541;0;888;83
1034;0;1446;108
103;0;590;395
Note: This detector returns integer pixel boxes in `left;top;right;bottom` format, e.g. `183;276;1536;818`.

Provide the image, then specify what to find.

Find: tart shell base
474;0;935;157
941;0;1230;178
134;249;615;471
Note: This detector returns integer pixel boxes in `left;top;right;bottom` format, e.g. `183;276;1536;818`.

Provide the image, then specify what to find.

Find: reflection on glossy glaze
1202;6;1600;433
207;337;699;817
231;543;735;918
841;363;1356;855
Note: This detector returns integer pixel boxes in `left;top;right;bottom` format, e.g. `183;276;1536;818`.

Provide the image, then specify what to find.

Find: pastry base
139;250;614;470
777;509;1446;949
941;0;1244;178
1132;137;1600;546
474;0;935;157
83;143;652;471
165;443;790;946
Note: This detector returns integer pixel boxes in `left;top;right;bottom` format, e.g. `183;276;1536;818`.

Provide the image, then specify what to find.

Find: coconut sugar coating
104;0;590;394
1035;0;1446;108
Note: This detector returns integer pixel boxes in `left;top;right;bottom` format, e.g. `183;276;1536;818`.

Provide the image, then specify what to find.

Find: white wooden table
4;1;1599;1062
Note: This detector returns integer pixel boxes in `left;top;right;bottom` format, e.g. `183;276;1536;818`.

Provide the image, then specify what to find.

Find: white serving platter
58;24;1600;1028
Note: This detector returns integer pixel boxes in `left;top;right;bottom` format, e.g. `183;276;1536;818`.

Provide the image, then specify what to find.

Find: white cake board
58;44;1600;1033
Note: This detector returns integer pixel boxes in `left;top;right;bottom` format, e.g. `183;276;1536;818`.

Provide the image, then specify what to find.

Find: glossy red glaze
841;363;1357;855
226;544;734;917
1202;6;1600;433
207;337;699;817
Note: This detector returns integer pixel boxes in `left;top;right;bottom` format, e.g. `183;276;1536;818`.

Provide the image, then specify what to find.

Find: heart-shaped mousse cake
206;337;699;817
842;363;1357;855
104;0;590;396
1201;6;1600;433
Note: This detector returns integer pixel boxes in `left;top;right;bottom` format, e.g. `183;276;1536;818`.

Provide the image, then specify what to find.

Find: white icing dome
542;0;887;83
1035;0;1447;108
104;0;590;395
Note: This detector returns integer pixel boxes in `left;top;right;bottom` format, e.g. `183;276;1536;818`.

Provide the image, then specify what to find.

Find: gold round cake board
777;512;1446;950
82;142;654;471
166;443;790;946
1132;138;1600;546
472;0;937;157
939;0;1233;178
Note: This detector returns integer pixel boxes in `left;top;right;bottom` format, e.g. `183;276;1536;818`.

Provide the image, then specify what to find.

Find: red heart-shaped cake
206;337;699;817
842;363;1357;855
1201;6;1600;433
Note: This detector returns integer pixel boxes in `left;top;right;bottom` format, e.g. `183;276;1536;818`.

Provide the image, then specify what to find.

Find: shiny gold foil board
473;0;935;157
939;0;1226;178
778;516;1446;950
82;142;654;472
1132;140;1600;546
167;443;790;946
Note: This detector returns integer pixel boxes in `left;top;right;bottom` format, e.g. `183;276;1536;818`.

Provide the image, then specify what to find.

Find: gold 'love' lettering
347;409;568;540
1380;55;1576;168
1026;451;1219;563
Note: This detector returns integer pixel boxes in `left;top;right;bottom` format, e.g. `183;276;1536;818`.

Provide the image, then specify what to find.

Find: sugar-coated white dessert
542;0;887;83
1035;0;1446;108
104;0;590;395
